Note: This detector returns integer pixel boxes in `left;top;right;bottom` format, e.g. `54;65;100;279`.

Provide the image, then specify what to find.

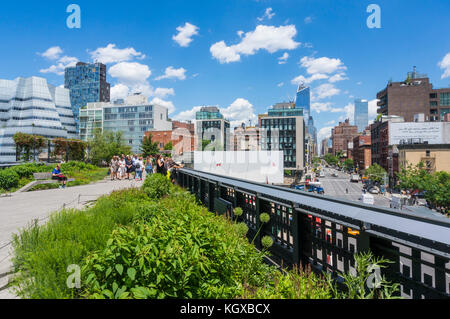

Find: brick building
353;129;372;171
145;120;195;152
331;119;358;157
377;67;450;122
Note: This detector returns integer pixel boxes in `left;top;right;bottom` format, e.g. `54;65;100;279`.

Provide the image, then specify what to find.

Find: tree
365;164;387;184
324;154;339;166
13;132;46;162
163;141;173;151
141;134;160;157
88;130;131;166
343;158;354;171
397;162;450;214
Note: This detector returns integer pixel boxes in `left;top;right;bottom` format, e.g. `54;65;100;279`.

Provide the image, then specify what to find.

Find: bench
17;172;75;193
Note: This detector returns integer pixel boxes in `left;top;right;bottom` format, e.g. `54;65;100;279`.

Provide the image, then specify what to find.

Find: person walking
156;155;166;175
135;157;144;181
125;155;133;180
119;156;126;180
145;157;153;177
109;156;118;181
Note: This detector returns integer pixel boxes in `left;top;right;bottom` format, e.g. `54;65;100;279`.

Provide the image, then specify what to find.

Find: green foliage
163;141;173;151
81;189;273;299
261;236;274;250
141;134;160;157
325;252;400;299
252;213;270;244
324;154;339;166
0;169;20;190
53;138;87;161
343;158;354;171
13;132;46;161
10;189;149;299
397;162;450;214
365;163;387;183
142;173;172;199
243;265;332;299
88;130;131;166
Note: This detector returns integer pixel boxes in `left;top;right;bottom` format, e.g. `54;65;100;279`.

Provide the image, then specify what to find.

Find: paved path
0;178;143;299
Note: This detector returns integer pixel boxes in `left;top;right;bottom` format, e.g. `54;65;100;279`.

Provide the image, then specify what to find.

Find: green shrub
80;189;274;299
11;189;150;299
0;169;20;189
142;173;172;199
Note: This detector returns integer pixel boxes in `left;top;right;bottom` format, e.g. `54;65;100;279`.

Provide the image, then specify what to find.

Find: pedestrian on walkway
125;155;133;180
145;157;153;177
135;157;144;181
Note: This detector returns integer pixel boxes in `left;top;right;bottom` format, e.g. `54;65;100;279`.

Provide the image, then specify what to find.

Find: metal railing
174;168;450;299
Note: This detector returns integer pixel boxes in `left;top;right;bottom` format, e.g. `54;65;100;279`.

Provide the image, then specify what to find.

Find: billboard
389;122;446;145
194;151;284;184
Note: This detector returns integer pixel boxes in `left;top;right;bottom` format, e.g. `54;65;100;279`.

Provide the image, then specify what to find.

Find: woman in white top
119;157;126;180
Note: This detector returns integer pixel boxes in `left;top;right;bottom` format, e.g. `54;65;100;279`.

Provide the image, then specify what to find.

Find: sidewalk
0;178;143;299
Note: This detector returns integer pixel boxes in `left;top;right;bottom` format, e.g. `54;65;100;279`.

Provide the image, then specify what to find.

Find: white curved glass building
0;77;76;163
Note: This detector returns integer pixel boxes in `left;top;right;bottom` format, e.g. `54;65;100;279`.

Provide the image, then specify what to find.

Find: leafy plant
251;213;270;244
0;169;20;190
142;173;172;199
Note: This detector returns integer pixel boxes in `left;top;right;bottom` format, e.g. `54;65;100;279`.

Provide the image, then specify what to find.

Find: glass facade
260;117;298;168
0;77;76;163
79;97;171;154
440;93;450;106
196;107;223;120
296;85;311;120
354;99;369;132
64;62;110;132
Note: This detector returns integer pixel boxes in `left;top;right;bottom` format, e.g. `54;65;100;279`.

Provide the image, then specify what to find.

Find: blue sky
1;0;450;144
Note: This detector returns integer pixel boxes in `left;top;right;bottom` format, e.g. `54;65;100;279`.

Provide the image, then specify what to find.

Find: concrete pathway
0;178;143;299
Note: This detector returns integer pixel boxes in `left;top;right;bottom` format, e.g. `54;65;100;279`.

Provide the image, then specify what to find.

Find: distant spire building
354;99;369;133
296;84;311;120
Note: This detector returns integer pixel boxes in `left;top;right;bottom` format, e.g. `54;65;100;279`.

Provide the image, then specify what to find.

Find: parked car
350;174;360;183
332;172;338;177
368;186;380;194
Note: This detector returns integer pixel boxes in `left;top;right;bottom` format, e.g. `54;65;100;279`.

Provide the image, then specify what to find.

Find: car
332;173;338;177
368;187;380;194
350;174;360;183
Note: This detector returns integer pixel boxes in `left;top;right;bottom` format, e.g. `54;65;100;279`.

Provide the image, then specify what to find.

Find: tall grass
11;188;149;299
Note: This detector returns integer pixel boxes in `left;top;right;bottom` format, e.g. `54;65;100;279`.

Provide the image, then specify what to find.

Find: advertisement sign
389;122;444;145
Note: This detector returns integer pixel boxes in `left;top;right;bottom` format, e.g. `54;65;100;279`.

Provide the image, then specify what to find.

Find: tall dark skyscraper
296;84;310;120
64;62;110;133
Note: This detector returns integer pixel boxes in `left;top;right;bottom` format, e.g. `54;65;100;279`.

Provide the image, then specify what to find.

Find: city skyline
1;0;450;146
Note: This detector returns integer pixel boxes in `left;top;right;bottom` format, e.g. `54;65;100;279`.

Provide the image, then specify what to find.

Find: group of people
109;154;183;182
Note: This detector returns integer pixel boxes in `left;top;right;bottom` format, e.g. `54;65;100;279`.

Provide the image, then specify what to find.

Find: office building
232;124;261;151
260;103;305;171
331;119;358;157
354;99;369;132
195;107;230;151
64;62;110;132
296;84;310;120
79;93;171;153
377;66;450;122
0;76;76;163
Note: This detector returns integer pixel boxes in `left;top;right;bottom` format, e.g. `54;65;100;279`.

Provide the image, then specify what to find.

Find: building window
441;93;450;106
429;93;437;99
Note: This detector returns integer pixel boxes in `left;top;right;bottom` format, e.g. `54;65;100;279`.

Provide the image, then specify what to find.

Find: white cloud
40;55;78;75
154;88;175;99
304;16;313;24
257;8;275;21
325;120;336;125
328;73;349;83
89;44;145;64
291;73;329;85
278;52;289;64
110;84;130;102
155;66;187;81
173;98;257;128
221;98;257;128
210;25;300;64
173;106;203;122
318;126;334;144
237;31;244;38
314;83;341;100
109;62;151;85
39;46;63;60
300;56;347;75
173;22;199;47
438;53;450;79
368;99;379;122
150;97;176;115
277;82;284;87
357;81;363;85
